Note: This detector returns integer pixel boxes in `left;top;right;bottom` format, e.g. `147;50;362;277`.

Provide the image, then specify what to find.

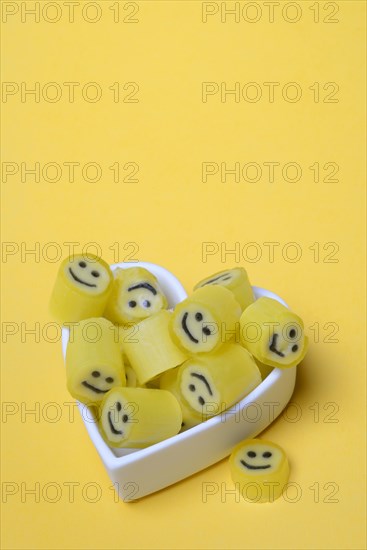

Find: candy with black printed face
161;344;261;422
230;439;290;503
240;297;308;369
49;254;113;323
66;318;125;405
170;286;241;354
194;267;255;311
104;267;168;325
99;387;182;448
123;310;188;385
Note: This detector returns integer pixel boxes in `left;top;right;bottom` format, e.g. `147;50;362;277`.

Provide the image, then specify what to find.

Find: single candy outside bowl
62;261;297;502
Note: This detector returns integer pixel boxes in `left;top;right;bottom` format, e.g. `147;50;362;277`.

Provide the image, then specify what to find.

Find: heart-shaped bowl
62;261;296;501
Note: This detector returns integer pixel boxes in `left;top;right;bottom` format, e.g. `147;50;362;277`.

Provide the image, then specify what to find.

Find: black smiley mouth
269;333;285;357
182;312;199;344
107;412;123;435
241;460;271;470
82;381;109;394
69;268;97;288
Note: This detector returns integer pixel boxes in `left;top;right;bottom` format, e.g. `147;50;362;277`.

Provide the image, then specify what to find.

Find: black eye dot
116;402;122;411
263;451;272;458
143;300;151;308
198;396;205;406
122;414;128;423
91;270;100;278
203;326;211;336
292;344;299;352
79;261;86;268
289;328;296;338
195;312;203;322
92;371;100;378
189;384;196;392
247;451;256;458
106;377;114;384
128;300;137;308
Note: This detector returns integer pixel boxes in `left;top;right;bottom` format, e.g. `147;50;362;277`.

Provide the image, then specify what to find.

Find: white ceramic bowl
62;262;296;501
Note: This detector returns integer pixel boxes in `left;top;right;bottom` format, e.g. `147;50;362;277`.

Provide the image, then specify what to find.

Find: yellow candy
194;267;255;311
240;297;308;369
160;344;261;421
230;439;290;503
66;318;126;405
99;387;182;448
49;254;113;324
104;267;168;325
159;368;202;430
123;310;187;385
170;286;241;354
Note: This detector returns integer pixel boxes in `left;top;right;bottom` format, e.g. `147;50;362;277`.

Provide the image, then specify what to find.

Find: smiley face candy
194;267;255;311
240;297;308;369
159;367;203;431
66;318;126;405
170;286;241;354
49;254;113;324
104;267;168;325
99;387;182;448
230;439;290;503
160;344;261;422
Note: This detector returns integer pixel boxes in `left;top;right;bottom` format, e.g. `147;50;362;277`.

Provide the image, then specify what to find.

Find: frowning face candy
104;267;168;325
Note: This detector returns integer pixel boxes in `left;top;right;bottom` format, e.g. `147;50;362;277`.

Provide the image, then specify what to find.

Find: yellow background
1;1;365;549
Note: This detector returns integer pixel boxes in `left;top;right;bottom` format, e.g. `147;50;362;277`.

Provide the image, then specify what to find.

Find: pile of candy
50;255;308;456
